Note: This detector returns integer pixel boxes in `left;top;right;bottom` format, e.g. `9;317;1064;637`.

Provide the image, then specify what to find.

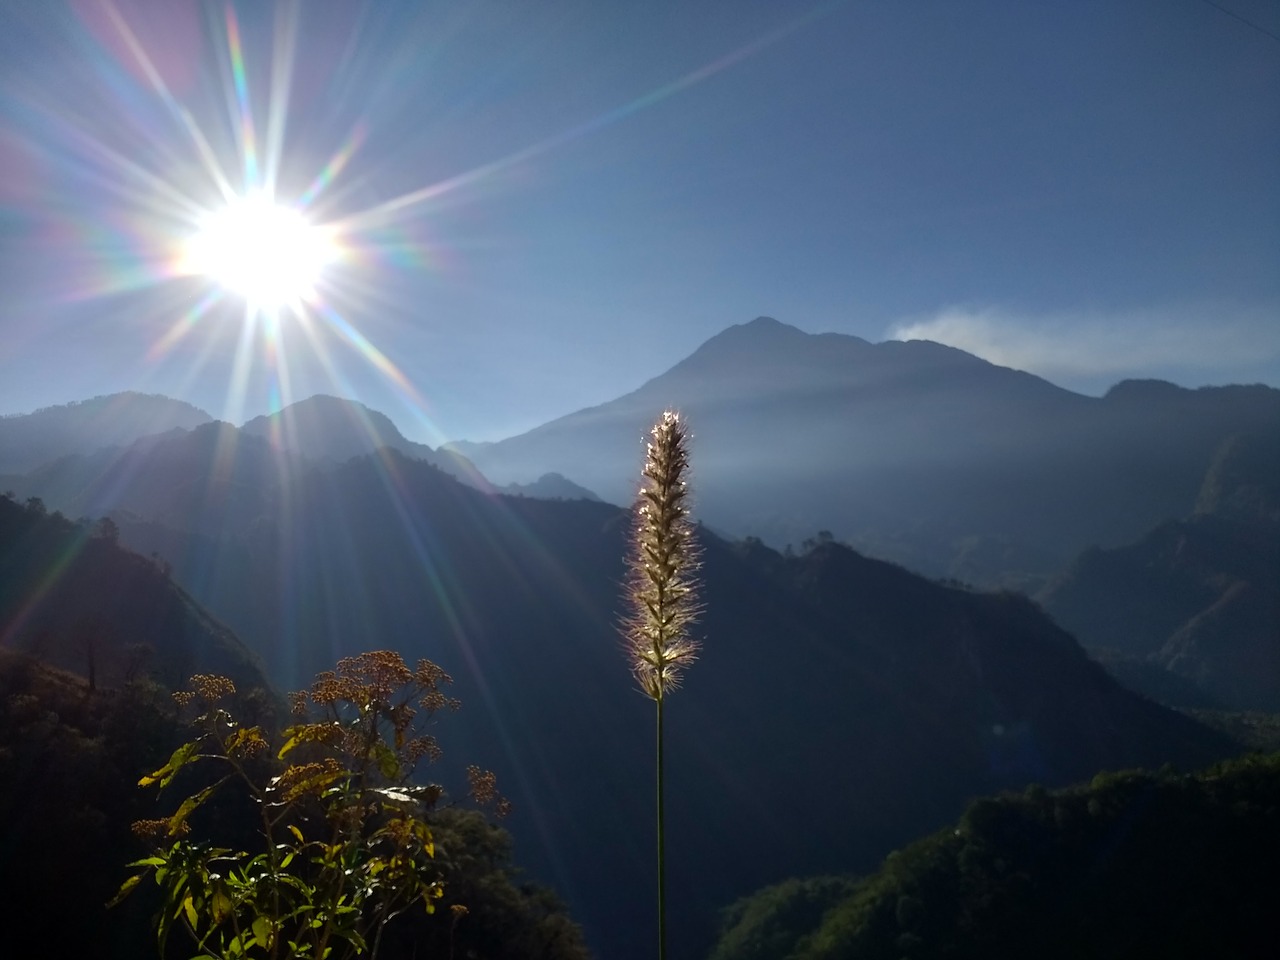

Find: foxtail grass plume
625;410;702;699
623;410;701;960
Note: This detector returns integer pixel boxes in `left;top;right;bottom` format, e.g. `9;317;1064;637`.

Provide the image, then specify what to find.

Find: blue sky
0;0;1277;443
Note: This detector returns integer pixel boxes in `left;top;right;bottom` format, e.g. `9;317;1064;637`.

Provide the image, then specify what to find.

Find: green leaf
288;824;305;843
210;885;233;923
140;741;199;789
252;916;272;950
280;768;344;804
106;873;143;908
373;741;400;780
168;782;219;836
225;725;266;756
277;724;314;759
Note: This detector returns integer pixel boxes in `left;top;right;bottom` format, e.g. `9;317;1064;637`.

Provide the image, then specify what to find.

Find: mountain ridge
0;392;213;475
451;318;1280;586
240;393;487;486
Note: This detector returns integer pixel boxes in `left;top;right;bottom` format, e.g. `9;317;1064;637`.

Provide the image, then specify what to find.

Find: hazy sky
1;0;1277;443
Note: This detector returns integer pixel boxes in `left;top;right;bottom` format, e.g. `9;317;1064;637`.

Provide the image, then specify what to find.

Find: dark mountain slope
0;392;211;474
1040;517;1280;711
452;318;1280;585
102;449;1236;960
0;494;269;692
1195;428;1280;522
712;752;1280;960
1039;431;1280;711
0;651;189;959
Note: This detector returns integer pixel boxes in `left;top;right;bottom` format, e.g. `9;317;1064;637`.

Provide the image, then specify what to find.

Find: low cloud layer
887;303;1280;392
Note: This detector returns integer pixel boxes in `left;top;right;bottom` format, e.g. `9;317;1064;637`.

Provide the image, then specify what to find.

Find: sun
183;194;337;309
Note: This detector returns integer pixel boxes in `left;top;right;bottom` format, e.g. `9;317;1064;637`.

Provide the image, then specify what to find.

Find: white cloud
886;302;1280;391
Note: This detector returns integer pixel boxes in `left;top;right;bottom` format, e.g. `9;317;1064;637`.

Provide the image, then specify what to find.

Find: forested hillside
712;752;1280;960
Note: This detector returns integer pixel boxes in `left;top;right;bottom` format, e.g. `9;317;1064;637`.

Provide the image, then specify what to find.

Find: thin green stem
656;693;666;960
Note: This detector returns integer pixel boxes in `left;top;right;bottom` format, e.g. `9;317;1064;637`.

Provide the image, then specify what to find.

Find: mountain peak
239;394;491;488
261;394;396;429
726;315;805;338
681;316;816;365
1104;379;1185;402
240;394;410;464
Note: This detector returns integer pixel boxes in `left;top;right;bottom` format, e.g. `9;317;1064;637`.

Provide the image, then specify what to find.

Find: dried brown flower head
131;818;178;841
188;675;236;704
466;765;511;817
623;411;702;700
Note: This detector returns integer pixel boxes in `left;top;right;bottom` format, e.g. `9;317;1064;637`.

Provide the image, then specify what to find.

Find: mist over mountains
451;317;1280;587
241;394;486;486
2;318;1277;958
0;392;211;475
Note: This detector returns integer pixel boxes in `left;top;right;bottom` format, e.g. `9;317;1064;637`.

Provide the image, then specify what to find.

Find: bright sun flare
184;195;336;309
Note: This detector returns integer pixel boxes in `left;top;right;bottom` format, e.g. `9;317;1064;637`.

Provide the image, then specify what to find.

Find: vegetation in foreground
711;752;1280;960
0;650;588;959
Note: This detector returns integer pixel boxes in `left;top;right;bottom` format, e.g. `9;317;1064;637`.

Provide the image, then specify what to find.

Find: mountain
0;493;269;693
502;471;600;501
240;394;487;487
3;397;594;523
450;317;1280;587
4;421;297;537
0;392;212;474
1038;431;1280;711
34;432;1235;960
1195;428;1280;522
711;752;1280;960
1039;516;1280;711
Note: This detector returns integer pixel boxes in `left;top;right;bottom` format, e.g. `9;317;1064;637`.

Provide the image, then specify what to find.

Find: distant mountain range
241;393;487;485
0;392;210;475
448;316;1280;588
0;393;597;510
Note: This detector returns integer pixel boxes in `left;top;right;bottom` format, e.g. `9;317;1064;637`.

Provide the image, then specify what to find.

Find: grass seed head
623;411;702;700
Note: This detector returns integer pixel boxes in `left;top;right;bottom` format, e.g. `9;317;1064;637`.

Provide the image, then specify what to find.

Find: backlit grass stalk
623;410;701;960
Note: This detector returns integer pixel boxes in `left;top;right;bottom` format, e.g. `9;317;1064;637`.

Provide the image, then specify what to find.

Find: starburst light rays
222;5;259;189
9;0;832;448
